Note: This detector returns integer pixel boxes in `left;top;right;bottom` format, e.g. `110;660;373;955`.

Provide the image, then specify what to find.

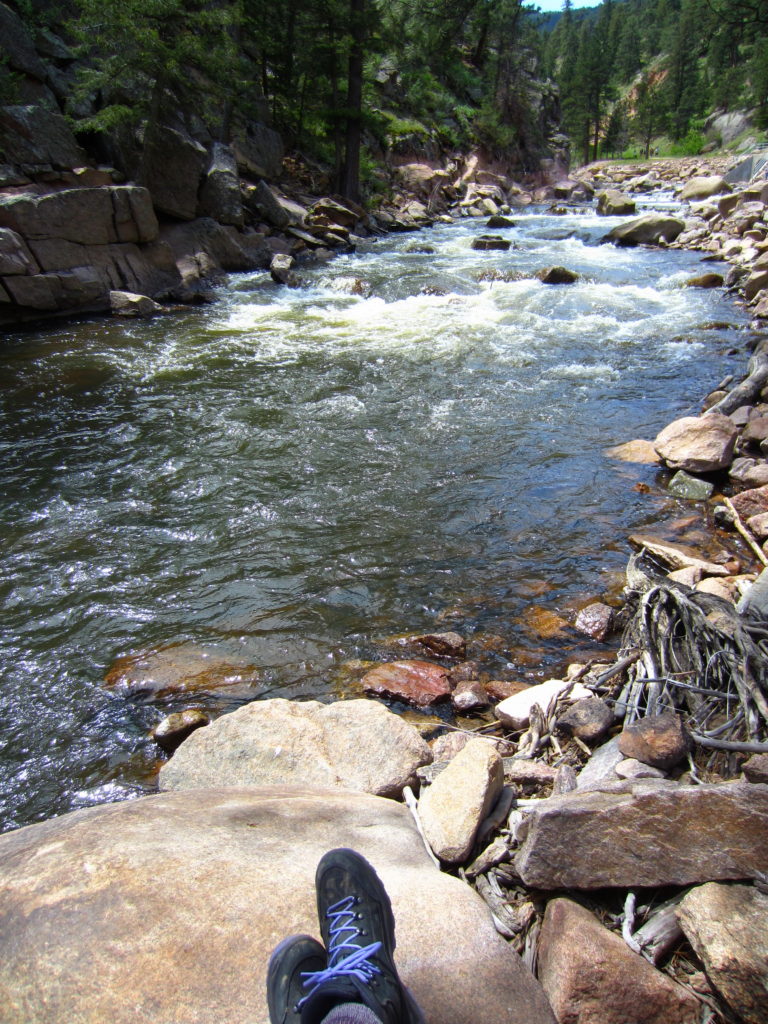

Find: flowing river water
0;195;752;832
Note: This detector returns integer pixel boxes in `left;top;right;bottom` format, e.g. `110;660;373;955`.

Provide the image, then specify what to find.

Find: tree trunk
340;0;365;203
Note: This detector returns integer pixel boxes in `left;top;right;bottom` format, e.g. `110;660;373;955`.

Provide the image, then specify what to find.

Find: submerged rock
667;469;714;500
159;697;431;798
471;234;511;251
0;787;556;1024
361;660;452;707
104;643;260;699
536;266;579;284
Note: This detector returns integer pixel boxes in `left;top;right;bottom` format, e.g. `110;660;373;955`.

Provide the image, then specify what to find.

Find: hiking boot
298;848;425;1024
267;934;327;1024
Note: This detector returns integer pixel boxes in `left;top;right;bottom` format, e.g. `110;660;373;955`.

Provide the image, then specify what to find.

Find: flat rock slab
361;660;452;707
677;883;768;1024
538;898;699;1024
159;698;432;798
0;787;556;1024
105;641;261;698
515;780;768;889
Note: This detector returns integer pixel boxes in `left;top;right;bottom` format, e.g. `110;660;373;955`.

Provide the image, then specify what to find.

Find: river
0;195;750;832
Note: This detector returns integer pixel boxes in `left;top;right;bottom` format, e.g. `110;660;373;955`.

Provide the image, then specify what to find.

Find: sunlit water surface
0;198;751;830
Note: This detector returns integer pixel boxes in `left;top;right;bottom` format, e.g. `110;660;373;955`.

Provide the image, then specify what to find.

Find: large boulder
596;189;636;216
231;122;284;180
677;883;768;1024
538;898;699;1024
198;142;244;227
0;105;87;170
607;213;685;246
654;413;737;472
159;697;433;799
0;786;556;1024
0;3;46;79
141;125;208;221
514;780;768;889
680;175;731;201
0;187;158;246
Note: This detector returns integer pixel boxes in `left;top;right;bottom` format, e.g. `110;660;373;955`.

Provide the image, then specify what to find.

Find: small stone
486;215;515;228
667;470;714;500
677;883;768;1024
110;290;162;317
552;764;578;794
485;680;530;701
430;732;471;762
574;602;614;641
448;661;483;685
451;680;490;713
536;265;579;284
503;758;557;787
152;709;210;753
576;735;624;789
418;738;504;864
731;484;768;520
667;567;703;587
614;758;666;780
617;711;691;770
556;698;614;744
362;660;452;707
405;631;466;659
742;753;768;784
269;253;300;286
742;416;768;446
684;273;723;288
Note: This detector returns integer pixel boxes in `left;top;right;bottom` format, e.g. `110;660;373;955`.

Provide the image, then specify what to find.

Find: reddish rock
654;413;738;473
574;602;614;641
678;883;768;1024
104;643;260;698
556;698;614;744
485;679;530;702
515;780;768;889
538;898;700;1024
362;660;452;707
451;680;490;712
504;759;558;788
617;711;691;770
730;484;768;520
742;753;768;784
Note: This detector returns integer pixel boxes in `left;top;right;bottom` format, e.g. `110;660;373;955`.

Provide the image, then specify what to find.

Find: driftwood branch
690;731;768;753
723;496;768;568
706;341;768;416
633;898;685;965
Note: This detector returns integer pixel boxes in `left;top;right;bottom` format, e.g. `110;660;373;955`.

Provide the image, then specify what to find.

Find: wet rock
519;605;570;639
402;241;435;254
486;215;515;228
556;698;614;744
536;265;579;284
104;643;260;698
495;678;593;731
685;272;724;288
677;883;768;1024
418;739;504;864
361;660;452;707
160;697;431;798
654;413;738;472
618;711;692;770
451;680;490;712
330;276;371;297
269;253;299;286
485;679;530;701
576;735;624;789
515;780;768;889
401;631;466;659
596;189;636;216
152;708;210;753
538;898;700;1024
604;439;662;463
628;534;729;576
574;602;614;641
198;143;244;228
680;176;731;201
731;483;768;520
471;234;511;251
742;753;768;783
667;470;714;500
0;787;555;1024
110;290;162;317
607;214;685;246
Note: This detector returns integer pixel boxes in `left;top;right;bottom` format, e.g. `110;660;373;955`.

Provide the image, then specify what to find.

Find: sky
529;1;603;10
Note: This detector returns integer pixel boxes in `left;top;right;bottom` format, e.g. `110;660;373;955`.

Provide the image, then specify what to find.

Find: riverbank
2;157;768;1023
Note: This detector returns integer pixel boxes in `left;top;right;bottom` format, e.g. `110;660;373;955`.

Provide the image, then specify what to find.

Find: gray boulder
0;3;46;79
159;697;433;799
0;786;557;1024
141;125;208;220
0;105;87;169
198;143;244;227
607;214;685;246
109;290;161;317
231;122;284;180
596;189;636;216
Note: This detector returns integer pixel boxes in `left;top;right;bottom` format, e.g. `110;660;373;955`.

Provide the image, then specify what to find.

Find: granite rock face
0;787;557;1024
538;898;700;1024
159;697;433;798
514;780;768;889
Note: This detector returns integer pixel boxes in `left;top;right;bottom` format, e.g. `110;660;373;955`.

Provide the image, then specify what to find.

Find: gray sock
320;1003;383;1024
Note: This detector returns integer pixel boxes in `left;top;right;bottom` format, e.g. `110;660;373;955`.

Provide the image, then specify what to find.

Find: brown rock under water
104;642;260;698
361;660;452;707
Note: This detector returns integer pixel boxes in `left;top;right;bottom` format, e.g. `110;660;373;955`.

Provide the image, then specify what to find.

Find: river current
0;196;751;832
